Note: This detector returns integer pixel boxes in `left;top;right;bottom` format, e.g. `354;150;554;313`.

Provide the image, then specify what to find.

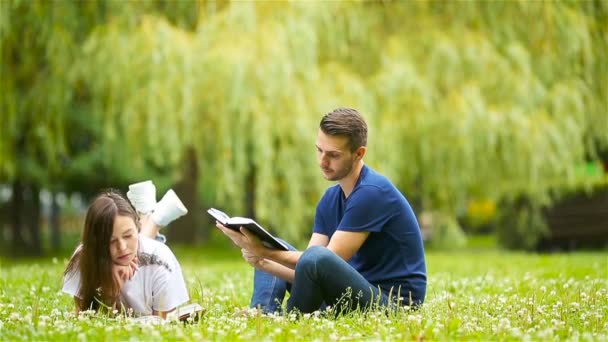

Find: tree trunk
25;184;42;256
50;192;61;251
0;192;8;251
10;180;27;256
167;146;204;244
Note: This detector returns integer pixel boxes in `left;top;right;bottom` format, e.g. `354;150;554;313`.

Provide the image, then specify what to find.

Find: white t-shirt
63;237;189;315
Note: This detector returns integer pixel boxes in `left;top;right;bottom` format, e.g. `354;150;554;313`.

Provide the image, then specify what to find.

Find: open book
166;303;205;322
207;208;289;251
130;303;204;324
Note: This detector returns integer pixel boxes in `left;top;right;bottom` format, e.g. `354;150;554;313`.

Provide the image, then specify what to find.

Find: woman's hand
112;257;138;291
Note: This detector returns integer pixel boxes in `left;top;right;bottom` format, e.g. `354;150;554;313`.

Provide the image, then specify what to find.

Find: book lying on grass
167;303;205;322
207;208;289;251
130;303;204;324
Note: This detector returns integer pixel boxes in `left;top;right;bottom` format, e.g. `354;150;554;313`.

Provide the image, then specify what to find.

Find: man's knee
297;245;336;272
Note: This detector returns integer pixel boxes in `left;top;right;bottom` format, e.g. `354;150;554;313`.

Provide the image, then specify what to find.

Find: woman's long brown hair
64;189;140;313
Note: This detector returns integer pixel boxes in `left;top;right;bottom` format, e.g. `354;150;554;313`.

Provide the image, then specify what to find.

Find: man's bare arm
265;231;368;266
307;232;329;248
326;230;369;261
257;259;296;282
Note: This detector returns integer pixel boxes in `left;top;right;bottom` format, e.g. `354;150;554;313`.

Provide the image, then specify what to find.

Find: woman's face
109;215;139;266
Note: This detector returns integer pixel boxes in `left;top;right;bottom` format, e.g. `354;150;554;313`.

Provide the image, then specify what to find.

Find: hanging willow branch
2;1;605;246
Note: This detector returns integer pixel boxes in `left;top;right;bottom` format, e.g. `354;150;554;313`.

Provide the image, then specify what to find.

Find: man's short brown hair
319;107;368;152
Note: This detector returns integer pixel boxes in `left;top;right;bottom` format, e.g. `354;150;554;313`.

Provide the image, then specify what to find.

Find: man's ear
356;146;366;160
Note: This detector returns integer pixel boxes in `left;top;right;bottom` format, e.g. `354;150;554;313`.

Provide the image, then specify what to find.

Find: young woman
63;187;189;317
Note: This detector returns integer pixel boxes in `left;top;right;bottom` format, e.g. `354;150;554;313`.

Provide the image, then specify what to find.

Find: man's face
316;129;358;181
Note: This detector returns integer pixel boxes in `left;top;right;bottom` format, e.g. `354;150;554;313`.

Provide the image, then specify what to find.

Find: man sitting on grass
217;107;427;315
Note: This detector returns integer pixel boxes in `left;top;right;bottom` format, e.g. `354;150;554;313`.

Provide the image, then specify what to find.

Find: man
217;107;426;314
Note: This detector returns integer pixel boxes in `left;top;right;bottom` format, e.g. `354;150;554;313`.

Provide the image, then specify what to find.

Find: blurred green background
1;0;607;257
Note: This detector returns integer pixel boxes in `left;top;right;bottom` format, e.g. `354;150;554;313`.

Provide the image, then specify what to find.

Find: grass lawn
0;241;606;341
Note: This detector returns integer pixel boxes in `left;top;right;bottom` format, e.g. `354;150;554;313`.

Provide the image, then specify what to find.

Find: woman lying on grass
62;186;189;318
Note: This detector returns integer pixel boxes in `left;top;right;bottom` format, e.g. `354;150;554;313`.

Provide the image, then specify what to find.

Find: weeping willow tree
0;0;208;253
371;1;608;248
0;0;100;254
2;1;606;251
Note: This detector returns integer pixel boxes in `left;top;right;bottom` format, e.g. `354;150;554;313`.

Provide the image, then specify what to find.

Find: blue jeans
155;233;166;243
251;244;397;315
250;239;296;313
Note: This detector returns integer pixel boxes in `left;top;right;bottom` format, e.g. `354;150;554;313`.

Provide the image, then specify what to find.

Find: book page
227;217;254;225
207;208;230;223
167;303;204;321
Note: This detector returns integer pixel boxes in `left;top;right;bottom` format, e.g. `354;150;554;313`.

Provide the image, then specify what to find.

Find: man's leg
286;246;388;314
250;268;289;313
250;239;298;314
